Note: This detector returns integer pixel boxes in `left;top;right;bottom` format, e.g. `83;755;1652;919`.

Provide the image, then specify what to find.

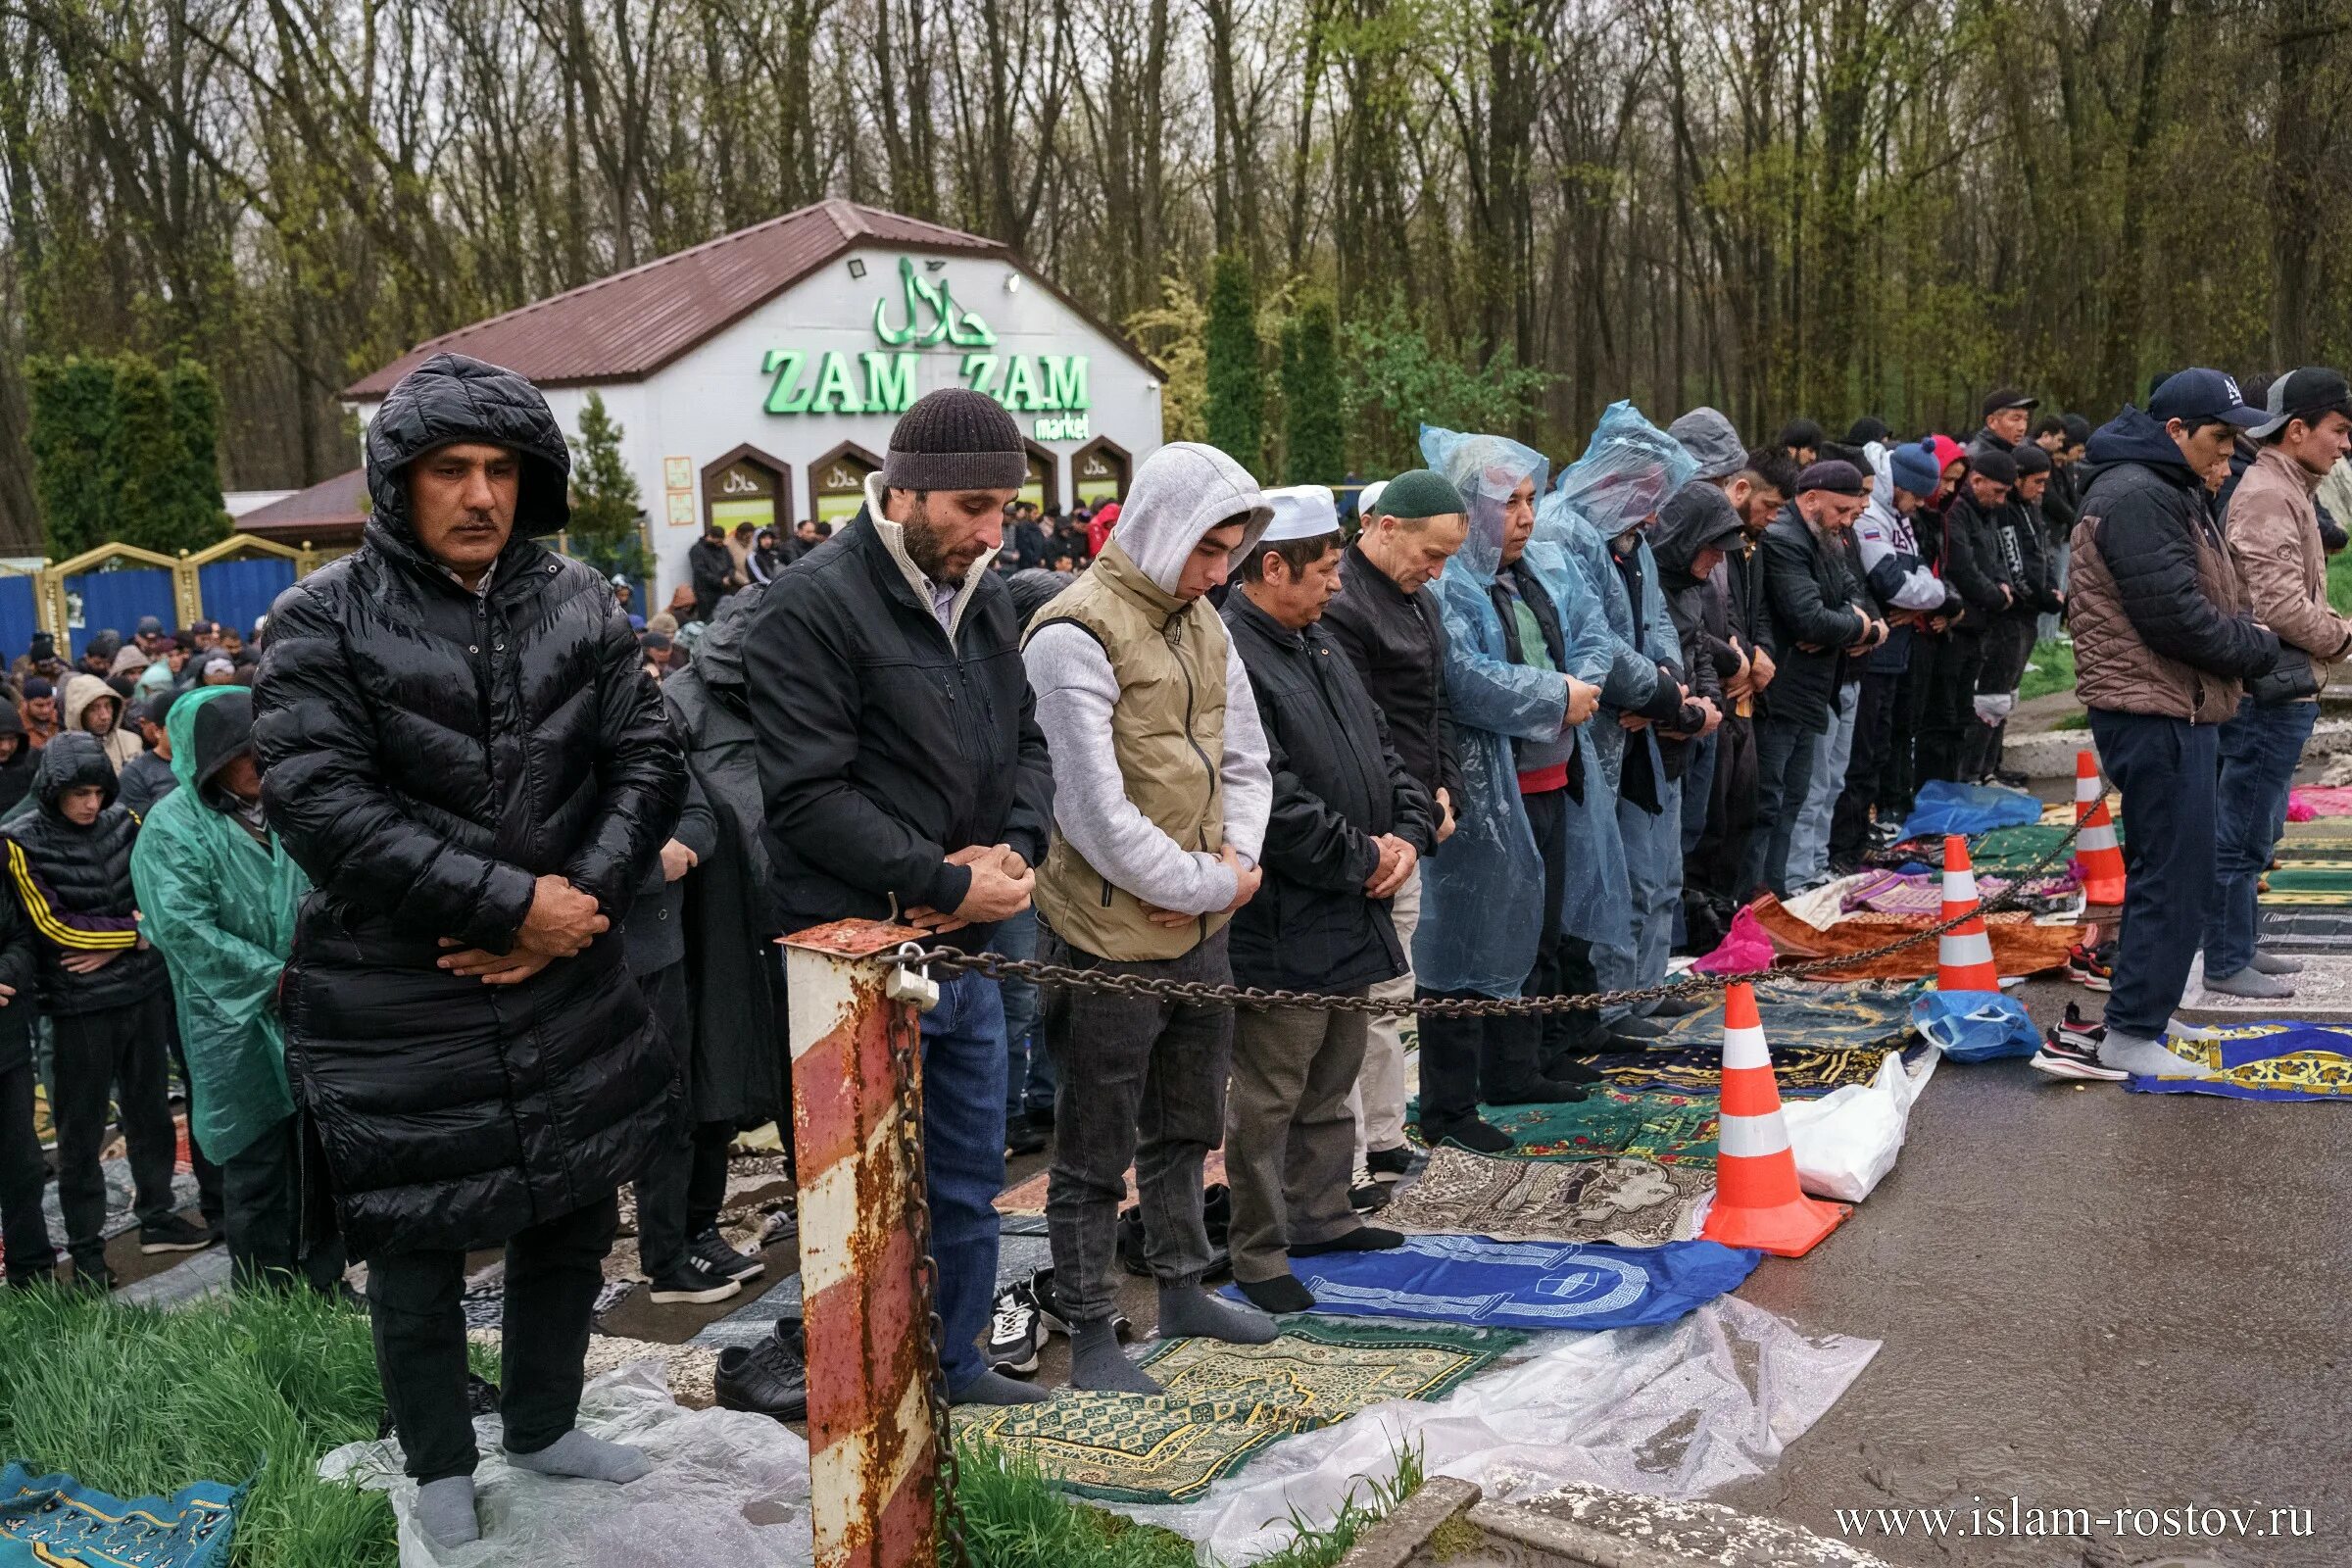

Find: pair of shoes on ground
646;1229;765;1305
712;1315;808;1421
2029;1003;2222;1083
987;1266;1130;1377
1004;1110;1051;1157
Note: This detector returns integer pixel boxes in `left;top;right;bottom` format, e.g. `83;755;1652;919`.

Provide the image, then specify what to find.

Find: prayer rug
2177;955;2352;1021
0;1463;241;1568
1747;896;2082;981
1412;1087;1718;1166
1838;868;2082;920
1256;1235;1761;1332
2126;1022;2352;1102
1380;1149;1711;1246
1869;822;2093;876
952;1317;1520;1502
1582;1043;1895;1099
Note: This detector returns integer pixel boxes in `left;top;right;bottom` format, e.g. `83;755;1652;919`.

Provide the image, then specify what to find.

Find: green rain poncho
128;685;310;1163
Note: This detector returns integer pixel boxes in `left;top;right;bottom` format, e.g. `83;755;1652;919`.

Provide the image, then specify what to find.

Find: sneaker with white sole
2031;1004;2126;1082
2064;942;2113;992
137;1215;215;1255
647;1255;743;1304
986;1280;1047;1375
691;1228;765;1283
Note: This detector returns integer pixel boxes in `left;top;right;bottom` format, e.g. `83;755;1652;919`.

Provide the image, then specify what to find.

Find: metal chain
883;819;2087;1018
882;994;972;1567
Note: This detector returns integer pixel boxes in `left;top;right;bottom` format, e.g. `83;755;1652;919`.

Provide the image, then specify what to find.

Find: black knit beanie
883;388;1027;491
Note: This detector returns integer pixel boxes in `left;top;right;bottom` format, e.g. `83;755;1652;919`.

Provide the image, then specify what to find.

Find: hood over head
691;580;766;689
166;684;253;800
109;643;151;678
1554;402;1698;541
1421;424;1549;584
363;352;572;547
1651;481;1745;581
61;672;121;734
2083;405;2197;481
34;731;116;818
1668;407;1747;482
0;704;24;756
1107;442;1272;594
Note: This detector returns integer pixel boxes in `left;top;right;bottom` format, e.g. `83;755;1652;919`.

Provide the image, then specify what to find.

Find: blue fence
66;567;177;662
0;578;35;666
197;555;297;641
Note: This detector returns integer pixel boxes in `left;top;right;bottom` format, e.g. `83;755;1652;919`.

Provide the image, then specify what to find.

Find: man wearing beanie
747;387;1054;1407
1967;441;2064;784
1023;440;1279;1391
1742;460;1882;899
1916;447;2017;784
1320;468;1469;1188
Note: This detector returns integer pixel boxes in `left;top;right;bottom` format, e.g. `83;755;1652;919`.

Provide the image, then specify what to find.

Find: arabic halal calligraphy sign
760;257;1091;439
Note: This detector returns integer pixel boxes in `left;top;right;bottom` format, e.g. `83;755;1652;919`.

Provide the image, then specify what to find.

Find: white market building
343;200;1163;601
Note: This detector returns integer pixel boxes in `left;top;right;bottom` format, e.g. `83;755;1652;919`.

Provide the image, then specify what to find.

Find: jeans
1351;863;1420;1162
368;1192;619;1483
1596;779;1682;1021
2089;709;2220;1041
1787;681;1858;891
1740;716;1822;901
1226;999;1368;1282
223;1113;346;1294
0;1057;57;1281
995;907;1055;1123
2202;698;2320;980
51;991;178;1268
918;971;1007;1393
1680;734;1718;858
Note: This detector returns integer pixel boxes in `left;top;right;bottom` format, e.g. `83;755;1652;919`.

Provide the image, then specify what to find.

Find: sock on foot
1425;1116;1511;1154
2096;1029;2218;1080
952;1367;1053;1406
2202;966;2295;1000
1070;1319;1162;1394
1156;1284;1278;1345
1236;1273;1315;1314
414;1476;480;1547
2249;949;2306;976
1291;1225;1403;1257
504;1429;652;1484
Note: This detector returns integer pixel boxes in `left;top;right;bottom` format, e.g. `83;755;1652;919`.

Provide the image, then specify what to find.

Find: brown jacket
2226;443;2352;688
2069;497;2257;726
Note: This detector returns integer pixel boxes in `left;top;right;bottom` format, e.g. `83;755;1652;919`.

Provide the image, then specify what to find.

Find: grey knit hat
882;388;1027;491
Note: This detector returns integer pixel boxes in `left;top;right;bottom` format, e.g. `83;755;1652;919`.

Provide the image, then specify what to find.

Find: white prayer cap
1258;484;1342;544
1357;478;1388;518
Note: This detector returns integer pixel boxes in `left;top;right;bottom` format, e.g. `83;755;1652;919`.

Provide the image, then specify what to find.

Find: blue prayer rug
0;1464;241;1568
1227;1235;1761;1331
2127;1023;2352;1102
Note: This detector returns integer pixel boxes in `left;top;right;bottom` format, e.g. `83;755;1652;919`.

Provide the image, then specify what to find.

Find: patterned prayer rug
1582;1043;1896;1099
1379;1148;1711;1246
1269;1236;1762;1332
1838;868;2082;919
0;1464;241;1568
1748;896;2082;981
2127;1022;2352;1101
952;1317;1521;1502
1412;1087;1719;1166
1869;822;2094;875
2178;956;2352;1019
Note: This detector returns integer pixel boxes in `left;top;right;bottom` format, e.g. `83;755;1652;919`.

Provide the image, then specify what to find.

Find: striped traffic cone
2072;751;2127;906
1937;835;2002;992
1700;982;1849;1257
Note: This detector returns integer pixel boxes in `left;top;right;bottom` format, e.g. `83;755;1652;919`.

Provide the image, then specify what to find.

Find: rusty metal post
786;919;939;1568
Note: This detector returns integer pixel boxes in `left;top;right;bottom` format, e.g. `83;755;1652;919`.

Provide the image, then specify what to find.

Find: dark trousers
51;990;178;1268
368;1192;619;1484
2088;708;2220;1041
1421;785;1571;1123
1740;715;1821;901
1831;668;1904;863
628;959;736;1279
1687;713;1756;912
1913;634;1984;786
0;1056;57;1281
1888;666;1927;814
167;1025;223;1229
223;1113;345;1293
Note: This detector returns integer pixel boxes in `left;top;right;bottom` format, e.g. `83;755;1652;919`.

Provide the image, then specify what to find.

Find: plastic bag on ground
318;1362;813;1568
1693;906;1775;975
1911;990;2038;1062
1102;1298;1879;1564
1784;1044;1938;1202
1897;780;2042;841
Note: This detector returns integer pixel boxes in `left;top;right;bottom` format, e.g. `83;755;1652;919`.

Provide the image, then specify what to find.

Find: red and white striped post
785;918;939;1568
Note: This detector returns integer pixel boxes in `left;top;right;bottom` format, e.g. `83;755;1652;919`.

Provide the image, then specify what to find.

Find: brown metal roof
346;200;1160;399
233;466;368;544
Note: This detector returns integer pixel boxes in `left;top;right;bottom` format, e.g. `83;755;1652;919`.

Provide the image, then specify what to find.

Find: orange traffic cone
2072;751;2127;906
1701;982;1849;1257
1937;835;2001;992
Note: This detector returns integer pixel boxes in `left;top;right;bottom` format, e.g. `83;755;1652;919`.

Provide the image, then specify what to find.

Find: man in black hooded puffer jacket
255;352;685;1548
2;732;200;1287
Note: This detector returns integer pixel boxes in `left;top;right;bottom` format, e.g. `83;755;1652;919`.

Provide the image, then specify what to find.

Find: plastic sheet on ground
1100;1297;1879;1564
1785;1044;1938;1202
318;1362;813;1568
1896;780;2043;841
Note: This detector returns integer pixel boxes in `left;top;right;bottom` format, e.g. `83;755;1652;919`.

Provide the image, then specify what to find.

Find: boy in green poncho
130;685;339;1292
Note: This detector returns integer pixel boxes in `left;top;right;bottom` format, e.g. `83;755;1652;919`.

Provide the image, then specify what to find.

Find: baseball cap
2248;367;2352;440
1980;386;2039;419
2147;368;2267;430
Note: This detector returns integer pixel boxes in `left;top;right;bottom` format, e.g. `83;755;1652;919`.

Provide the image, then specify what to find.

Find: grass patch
2052;710;2090;731
2330;548;2352;617
2017;637;2076;702
1233;1444;1424;1568
0;1286;402;1568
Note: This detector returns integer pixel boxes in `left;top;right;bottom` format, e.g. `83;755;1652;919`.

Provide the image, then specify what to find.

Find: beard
901;497;982;584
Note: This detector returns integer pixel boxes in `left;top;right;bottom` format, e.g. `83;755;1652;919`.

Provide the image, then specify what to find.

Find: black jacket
688;537;736;622
744;510;1054;951
255;352;687;1257
1321;542;1467;812
1936;484;2015;638
621;772;716;979
665;586;787;1128
1756;506;1869;733
3;733;169;1013
1652;484;1745;718
1222;592;1431;993
0;857;33;1074
0;707;33;816
116;748;176;820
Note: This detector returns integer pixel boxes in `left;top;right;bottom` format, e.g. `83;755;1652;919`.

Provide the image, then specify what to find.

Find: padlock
885;948;942;1013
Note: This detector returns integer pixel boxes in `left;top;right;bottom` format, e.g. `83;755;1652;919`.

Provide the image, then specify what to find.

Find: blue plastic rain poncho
1413;425;1567;996
127;687;311;1163
1513;532;1632;953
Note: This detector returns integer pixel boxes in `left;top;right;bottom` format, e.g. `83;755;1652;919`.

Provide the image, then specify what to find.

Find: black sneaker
1004;1113;1049;1157
2065;943;2113;992
2031;1004;2124;1082
647;1255;743;1304
138;1215;214;1255
1993;767;2032;789
713;1319;808;1421
691;1228;764;1283
986;1280;1047;1375
1364;1145;1414;1179
1348;1180;1391;1213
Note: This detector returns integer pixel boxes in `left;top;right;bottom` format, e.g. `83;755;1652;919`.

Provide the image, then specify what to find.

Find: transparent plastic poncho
1410;425;1566;996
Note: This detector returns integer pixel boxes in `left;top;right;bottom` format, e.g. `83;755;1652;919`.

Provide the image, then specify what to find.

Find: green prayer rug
1410;1086;1720;1166
952;1318;1522;1502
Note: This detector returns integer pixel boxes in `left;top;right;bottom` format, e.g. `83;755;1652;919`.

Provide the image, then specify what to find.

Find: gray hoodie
1022;442;1274;917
